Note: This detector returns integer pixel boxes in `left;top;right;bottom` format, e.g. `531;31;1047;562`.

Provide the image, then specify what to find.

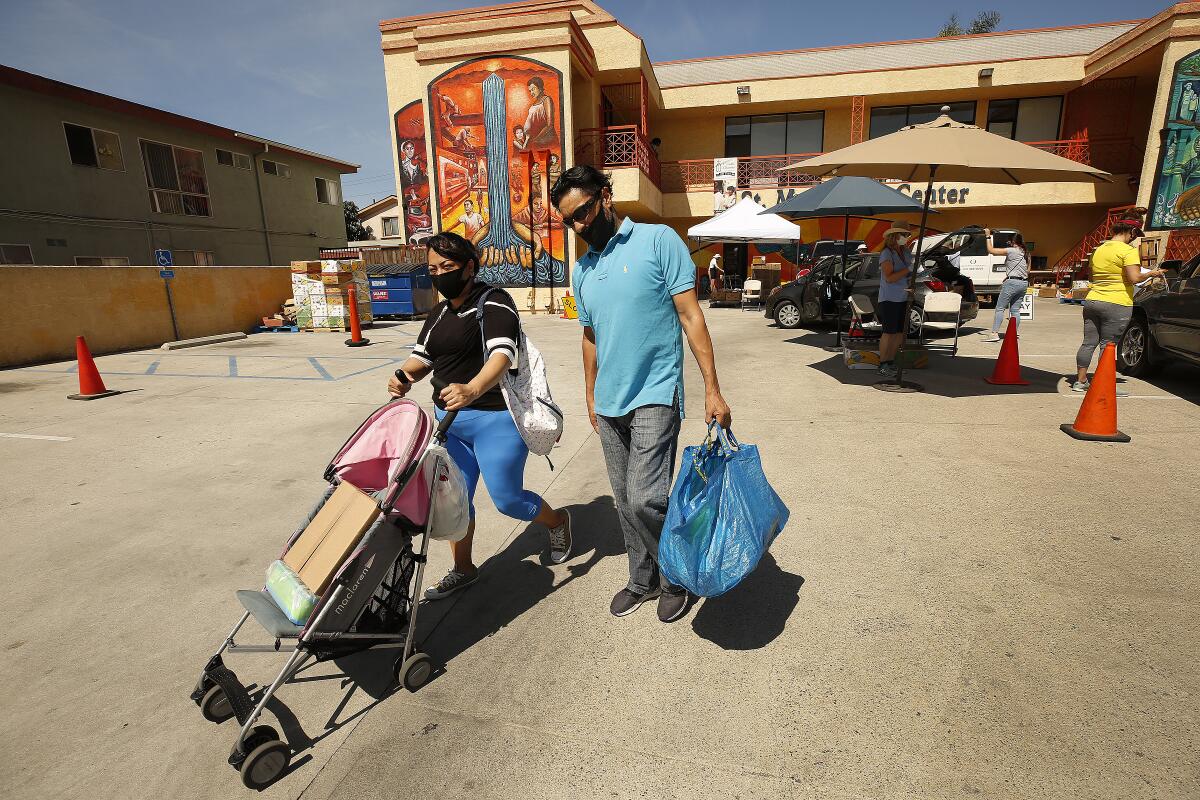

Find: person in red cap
1072;211;1167;392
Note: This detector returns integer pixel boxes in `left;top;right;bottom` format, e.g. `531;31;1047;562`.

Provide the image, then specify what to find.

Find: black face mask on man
580;204;617;252
432;263;474;299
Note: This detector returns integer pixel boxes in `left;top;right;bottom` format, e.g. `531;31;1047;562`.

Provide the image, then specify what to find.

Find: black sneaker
609;587;661;617
657;590;689;623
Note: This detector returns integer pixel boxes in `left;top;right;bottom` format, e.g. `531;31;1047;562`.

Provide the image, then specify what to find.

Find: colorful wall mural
1150;47;1200;230
394;100;433;243
428;56;566;287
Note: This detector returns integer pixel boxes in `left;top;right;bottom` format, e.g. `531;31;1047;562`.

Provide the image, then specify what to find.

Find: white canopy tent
687;197;800;244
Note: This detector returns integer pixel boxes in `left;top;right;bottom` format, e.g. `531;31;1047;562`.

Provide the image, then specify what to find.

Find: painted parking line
0;432;74;442
21;354;409;382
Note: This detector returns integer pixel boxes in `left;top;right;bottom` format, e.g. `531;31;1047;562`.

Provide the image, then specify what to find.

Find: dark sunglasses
566;193;601;226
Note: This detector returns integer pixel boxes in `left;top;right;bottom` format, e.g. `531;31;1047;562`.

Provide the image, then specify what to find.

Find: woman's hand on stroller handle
388;371;411;399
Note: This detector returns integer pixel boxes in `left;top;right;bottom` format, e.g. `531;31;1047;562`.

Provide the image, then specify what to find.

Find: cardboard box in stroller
283;481;380;595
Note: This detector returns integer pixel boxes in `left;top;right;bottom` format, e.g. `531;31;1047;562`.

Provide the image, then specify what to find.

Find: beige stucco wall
1;266;292;366
358;198;402;241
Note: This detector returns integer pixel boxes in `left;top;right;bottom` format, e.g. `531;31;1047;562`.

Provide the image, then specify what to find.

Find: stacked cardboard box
290;260;373;330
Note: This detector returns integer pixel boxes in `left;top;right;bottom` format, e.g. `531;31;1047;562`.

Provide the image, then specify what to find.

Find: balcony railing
660;153;822;194
1029;137;1138;175
575;126;660;188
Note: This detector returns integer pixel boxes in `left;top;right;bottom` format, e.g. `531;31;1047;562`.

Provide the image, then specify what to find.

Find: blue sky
1;0;1150;207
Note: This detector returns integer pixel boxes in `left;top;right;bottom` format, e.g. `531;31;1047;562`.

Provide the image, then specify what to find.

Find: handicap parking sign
154;249;174;268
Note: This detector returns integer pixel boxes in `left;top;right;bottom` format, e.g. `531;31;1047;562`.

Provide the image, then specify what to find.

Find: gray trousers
596;401;683;595
1076;299;1133;369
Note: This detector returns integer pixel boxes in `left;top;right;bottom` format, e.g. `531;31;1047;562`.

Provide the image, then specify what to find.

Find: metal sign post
159;264;180;341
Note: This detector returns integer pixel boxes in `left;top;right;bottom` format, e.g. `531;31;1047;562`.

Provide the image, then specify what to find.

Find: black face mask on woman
432;264;473;299
580;205;617;252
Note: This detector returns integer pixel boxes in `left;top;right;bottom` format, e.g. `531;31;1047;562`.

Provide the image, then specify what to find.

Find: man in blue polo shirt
551;165;732;623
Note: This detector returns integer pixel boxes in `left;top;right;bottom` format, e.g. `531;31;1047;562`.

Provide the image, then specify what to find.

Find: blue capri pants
434;407;542;522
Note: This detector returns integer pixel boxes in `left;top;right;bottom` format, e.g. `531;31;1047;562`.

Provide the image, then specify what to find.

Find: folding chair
914;291;963;355
741;279;763;311
847;294;881;342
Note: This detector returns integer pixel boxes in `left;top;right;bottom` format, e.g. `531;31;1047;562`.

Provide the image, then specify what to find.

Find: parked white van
912;226;1023;298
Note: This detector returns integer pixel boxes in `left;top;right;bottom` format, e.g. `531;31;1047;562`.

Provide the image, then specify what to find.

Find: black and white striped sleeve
481;290;520;372
410;307;439;367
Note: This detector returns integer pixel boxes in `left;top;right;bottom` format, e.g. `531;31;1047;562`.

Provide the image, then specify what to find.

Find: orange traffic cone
344;286;370;347
1060;342;1130;443
67;336;119;400
984;317;1029;385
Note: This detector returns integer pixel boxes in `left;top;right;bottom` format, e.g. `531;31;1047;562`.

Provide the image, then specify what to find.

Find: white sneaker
981;331;1001;343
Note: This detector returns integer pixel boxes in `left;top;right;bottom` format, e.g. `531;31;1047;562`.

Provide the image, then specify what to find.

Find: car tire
773;300;803;329
1118;314;1162;377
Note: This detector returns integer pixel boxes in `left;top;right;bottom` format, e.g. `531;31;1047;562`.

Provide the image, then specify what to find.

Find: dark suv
1118;255;1200;376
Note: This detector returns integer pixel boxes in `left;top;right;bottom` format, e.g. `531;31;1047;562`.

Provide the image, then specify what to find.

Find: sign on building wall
394;100;433;244
1149;47;1200;230
714;158;738;213
427;56;566;288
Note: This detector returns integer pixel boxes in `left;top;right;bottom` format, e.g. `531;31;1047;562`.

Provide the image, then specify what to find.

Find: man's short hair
528;76;545;92
550;164;613;208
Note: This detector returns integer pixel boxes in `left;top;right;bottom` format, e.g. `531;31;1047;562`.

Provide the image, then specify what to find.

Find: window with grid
140;141;211;216
262;159;290;178
216;148;252;169
382;217;399;237
64;123;124;170
315;177;340;205
869;102;976;139
74;256;131;266
986;97;1063;142
0;244;35;264
725;112;824;157
175;250;216;266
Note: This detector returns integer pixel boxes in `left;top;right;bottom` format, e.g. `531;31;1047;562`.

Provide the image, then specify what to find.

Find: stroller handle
430;375;458;443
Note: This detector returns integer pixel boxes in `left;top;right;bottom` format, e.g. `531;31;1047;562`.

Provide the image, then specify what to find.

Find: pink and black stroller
190;398;461;789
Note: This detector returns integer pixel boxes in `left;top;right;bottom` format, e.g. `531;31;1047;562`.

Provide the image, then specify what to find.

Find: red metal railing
1028;137;1138;175
575;126;660;187
660;153;822;193
1053;204;1139;281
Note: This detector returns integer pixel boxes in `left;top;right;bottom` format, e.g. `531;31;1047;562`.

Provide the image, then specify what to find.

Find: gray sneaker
981;331;1001;343
657;590;690;623
878;363;898;379
424;569;477;600
548;511;572;564
610;587;661;617
1071;380;1091;393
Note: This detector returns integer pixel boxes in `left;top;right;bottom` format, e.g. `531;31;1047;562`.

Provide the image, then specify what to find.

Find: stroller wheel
240;738;290;790
200;685;235;723
397;652;433;692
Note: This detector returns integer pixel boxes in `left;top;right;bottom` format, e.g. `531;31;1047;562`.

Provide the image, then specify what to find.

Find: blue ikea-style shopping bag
660;423;789;597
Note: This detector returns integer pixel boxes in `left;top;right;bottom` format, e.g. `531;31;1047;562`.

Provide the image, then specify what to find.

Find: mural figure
393;100;433;242
429;56;566;287
1151;48;1200;228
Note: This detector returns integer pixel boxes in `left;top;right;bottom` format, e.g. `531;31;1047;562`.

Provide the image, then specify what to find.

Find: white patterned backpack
476;289;564;458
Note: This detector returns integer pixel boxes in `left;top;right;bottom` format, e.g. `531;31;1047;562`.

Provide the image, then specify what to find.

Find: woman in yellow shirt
1073;216;1166;391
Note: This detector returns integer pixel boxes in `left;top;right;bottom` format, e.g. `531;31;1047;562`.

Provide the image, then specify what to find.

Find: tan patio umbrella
781;108;1111;391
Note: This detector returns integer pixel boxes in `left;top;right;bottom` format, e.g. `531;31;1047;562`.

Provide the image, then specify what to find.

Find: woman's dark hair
1012;232;1029;261
550;164;612;207
426;231;478;269
528;76;545;93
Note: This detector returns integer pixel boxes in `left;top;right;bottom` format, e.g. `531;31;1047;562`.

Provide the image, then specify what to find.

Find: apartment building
0;65;358;266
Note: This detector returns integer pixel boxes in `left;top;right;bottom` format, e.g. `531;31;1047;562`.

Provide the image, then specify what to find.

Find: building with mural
380;1;1200;302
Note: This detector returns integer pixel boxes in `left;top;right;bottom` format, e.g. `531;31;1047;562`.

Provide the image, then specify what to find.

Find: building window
987;96;1063;142
46;238;67;247
262;159;290;178
315;177;340;205
381;217;400;237
869;101;976;139
74;256;131;266
0;244;35;264
63;123;124;170
140;140;211;217
175;250;216;266
216;148;252;169
725;112;824;157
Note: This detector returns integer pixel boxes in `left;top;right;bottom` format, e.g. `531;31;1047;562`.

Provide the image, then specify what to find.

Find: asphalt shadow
805;350;1065;397
691;553;805;651
1127;360;1200;406
420;495;623;665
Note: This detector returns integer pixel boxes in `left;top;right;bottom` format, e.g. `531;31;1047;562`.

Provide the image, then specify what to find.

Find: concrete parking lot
1;299;1197;799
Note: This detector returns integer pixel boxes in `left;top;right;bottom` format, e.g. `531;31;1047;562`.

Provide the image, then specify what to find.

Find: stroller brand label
335;554;375;616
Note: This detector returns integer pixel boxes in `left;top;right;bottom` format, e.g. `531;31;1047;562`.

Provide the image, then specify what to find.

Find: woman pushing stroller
387;232;572;599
